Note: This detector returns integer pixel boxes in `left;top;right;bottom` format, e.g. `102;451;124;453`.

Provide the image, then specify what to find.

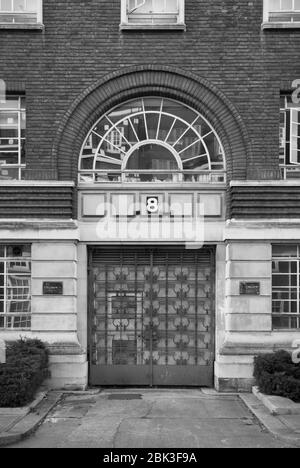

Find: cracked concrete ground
6;389;295;448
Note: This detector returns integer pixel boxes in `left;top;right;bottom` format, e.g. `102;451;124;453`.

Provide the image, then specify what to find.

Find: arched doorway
82;96;222;387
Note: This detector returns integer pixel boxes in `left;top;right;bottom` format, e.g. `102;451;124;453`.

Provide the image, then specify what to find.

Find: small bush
0;338;49;408
254;350;300;403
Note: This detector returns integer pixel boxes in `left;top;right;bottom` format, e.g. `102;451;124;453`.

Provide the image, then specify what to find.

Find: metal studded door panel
89;248;215;386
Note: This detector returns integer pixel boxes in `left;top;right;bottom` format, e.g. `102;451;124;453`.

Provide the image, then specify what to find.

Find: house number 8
147;197;159;213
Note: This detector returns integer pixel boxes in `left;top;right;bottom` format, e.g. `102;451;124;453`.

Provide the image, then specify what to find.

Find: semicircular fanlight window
79;97;226;183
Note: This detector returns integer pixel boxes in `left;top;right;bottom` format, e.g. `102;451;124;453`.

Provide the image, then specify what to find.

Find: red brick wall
0;0;299;182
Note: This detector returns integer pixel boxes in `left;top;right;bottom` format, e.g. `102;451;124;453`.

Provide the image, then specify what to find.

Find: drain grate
107;394;142;400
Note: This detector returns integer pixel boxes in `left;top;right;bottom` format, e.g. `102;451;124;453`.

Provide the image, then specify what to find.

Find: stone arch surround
53;65;252;181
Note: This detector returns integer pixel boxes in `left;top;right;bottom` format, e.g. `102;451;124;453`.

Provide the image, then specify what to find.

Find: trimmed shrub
254;350;300;403
0;338;49;408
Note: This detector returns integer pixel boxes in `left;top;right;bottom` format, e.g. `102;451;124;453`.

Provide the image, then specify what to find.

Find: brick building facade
0;0;299;390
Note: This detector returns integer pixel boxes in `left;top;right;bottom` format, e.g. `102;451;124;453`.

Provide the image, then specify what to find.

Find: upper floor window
79;97;226;184
120;0;185;29
0;0;42;25
264;0;300;24
280;94;300;179
0;94;26;180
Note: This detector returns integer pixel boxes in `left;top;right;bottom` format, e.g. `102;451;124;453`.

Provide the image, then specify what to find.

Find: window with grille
121;0;185;28
280;94;300;179
272;245;300;330
264;0;300;23
0;94;26;180
0;245;31;330
0;0;42;24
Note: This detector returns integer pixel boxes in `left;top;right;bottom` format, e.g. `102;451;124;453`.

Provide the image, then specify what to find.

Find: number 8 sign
146;197;159;213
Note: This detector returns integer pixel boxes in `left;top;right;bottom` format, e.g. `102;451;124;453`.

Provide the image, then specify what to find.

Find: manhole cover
108;394;142;400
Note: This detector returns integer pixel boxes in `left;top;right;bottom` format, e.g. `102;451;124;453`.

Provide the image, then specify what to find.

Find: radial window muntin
79;97;226;184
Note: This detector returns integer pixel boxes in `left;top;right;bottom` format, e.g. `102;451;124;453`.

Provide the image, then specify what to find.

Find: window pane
157;114;176;141
27;0;37;10
273;316;290;329
6;244;31;258
108;101;143;125
272;245;297;257
0;0;12;11
0;141;19;154
272;301;297;313
0;95;18;109
174;127;200;153
0;167;19;180
14;0;26;12
281;0;293;9
6;315;31;329
272;274;297;287
128;115;147;141
145;113;160;140
269;0;280;10
272;290;297;300
128;0;179;18
7;300;30;313
21;139;25;165
167;0;179;12
134;0;152;13
0;111;18;127
163;99;197;125
165;120;189;146
7;279;31;295
0;152;18;165
272;261;297;273
0;128;18;139
127;144;178;171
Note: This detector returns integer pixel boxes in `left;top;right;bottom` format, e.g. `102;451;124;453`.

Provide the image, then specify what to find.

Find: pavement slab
278;415;300;434
0;416;19;432
5;390;295;448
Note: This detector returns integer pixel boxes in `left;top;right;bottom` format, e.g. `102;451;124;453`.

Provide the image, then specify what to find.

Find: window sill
0;23;44;30
120;23;186;31
262;22;300;30
0;180;74;186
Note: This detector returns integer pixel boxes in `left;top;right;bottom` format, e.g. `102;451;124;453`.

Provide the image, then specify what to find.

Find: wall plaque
240;282;260;296
43;282;63;296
